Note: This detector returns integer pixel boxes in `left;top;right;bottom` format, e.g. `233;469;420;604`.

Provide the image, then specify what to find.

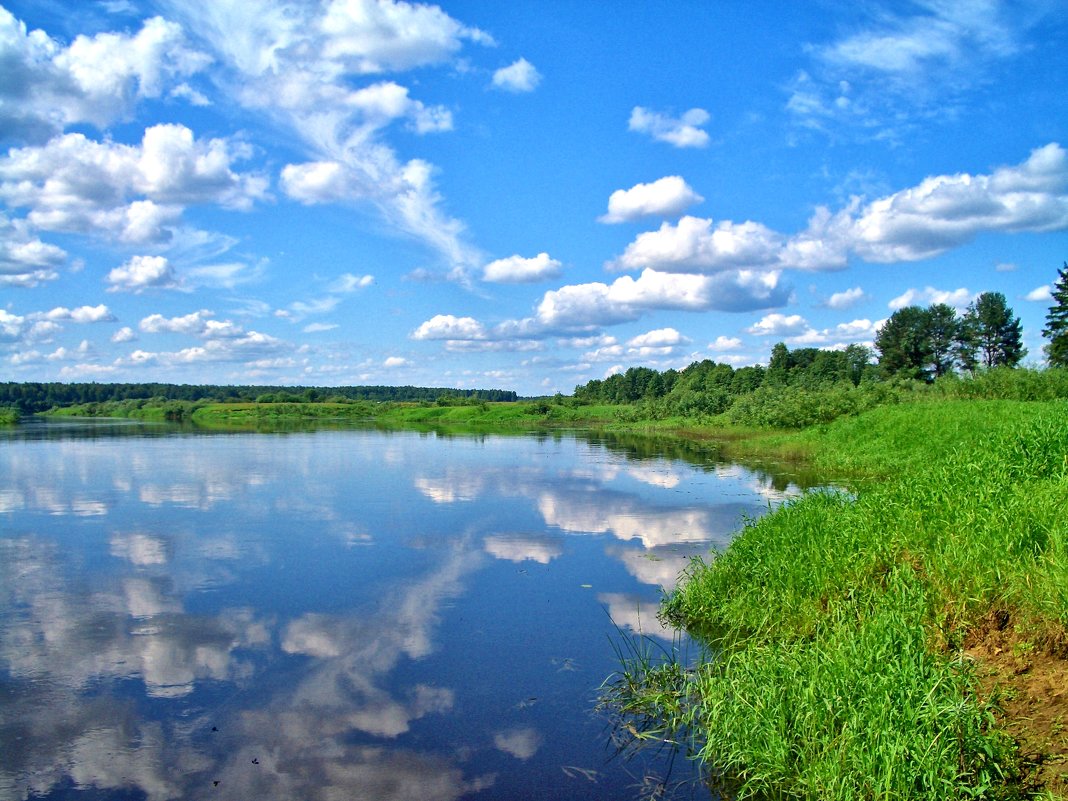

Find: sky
1;0;1067;396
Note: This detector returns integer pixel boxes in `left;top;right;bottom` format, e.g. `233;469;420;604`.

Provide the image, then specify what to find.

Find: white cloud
613;216;785;273
628;106;710;148
747;313;809;337
140;309;216;335
0;9;210;141
786;2;1037;139
410;314;487;341
599;176;703;224
317;0;493;72
39;304;115;324
492;58;541;92
482;253;562;284
521;268;789;333
825;286;868;310
106;255;179;293
710;335;744;351
607;145;1068;282
303;322;339;333
1026;285;1052;302
0;125;268;245
0;214;66;286
851;144;1068;262
818;3;1017;77
111;326;137;343
330;273;374;292
627;328;690;348
888;286;973;310
118;330;290;367
383;356;410;368
786;318;882;347
171;0;489;279
185;260;266;289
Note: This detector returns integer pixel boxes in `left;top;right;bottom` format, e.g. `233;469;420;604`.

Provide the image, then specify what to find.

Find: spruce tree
1042;262;1068;367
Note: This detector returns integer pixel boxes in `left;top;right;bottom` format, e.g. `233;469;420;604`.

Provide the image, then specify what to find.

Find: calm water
0;420;810;801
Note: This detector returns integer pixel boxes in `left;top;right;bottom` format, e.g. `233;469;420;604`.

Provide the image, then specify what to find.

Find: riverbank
611;399;1068;800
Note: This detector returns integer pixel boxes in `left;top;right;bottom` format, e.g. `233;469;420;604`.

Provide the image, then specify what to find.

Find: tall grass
619;400;1068;799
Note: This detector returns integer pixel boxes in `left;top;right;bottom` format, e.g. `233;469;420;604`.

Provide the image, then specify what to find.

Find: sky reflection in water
0;421;808;800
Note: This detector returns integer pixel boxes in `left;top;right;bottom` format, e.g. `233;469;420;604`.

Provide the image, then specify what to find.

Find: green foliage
725;381;908;428
0;381;518;414
0;406;19;424
959;292;1026;370
646;400;1068;799
1042;262;1068;368
932;367;1068;401
876;305;935;380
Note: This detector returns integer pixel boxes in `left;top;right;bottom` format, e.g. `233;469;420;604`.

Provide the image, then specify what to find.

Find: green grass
609;400;1068;800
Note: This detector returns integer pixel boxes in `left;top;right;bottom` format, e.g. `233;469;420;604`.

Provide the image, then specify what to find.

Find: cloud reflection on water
0;427;809;800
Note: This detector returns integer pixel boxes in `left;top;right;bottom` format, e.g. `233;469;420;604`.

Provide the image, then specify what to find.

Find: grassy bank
608;400;1068;799
42;398;636;430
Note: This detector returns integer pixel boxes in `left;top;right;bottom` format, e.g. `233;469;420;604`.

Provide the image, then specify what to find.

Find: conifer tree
958;292;1025;369
1042;262;1068;368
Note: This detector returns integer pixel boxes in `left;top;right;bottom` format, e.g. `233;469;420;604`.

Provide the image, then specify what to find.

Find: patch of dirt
965;611;1068;797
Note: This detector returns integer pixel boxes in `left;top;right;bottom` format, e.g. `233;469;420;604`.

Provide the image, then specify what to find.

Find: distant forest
0;382;518;413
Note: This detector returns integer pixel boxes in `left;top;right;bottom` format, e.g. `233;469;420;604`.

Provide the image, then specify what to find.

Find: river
0;419;813;800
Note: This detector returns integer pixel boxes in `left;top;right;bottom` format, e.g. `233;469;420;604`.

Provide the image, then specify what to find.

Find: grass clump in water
617;399;1068;799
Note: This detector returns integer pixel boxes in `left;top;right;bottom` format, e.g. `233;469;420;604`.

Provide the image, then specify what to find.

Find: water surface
0;421;810;800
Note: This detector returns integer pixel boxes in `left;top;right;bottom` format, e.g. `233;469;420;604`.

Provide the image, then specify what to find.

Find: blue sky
1;0;1066;395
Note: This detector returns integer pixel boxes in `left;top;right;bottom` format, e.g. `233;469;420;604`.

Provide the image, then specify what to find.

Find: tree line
575;271;1068;415
0;382;517;414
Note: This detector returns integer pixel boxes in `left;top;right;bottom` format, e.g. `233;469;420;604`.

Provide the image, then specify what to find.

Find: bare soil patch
966;613;1068;797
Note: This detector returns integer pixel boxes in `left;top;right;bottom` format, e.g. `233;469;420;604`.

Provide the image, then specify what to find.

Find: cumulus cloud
0;213;66;286
1025;285;1052;302
111;326;137;343
613;216;786;273
383;356;410;367
888;286;973;310
608;145;1068;279
599;176;703;224
0;9;210;143
824;286;868;309
492;58;541;92
709;335;744;351
852;144;1068;262
786;318;882;347
628;106;710;148
106;255;179;293
747;313;809;337
482;253;562;283
410;314;487;341
414;268;790;349
627;328;690;348
41;304;115;324
140;309;216;335
0;125;268;245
